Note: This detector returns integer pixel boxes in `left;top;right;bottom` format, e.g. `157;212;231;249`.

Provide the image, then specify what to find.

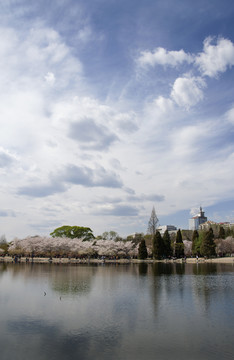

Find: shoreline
1;256;233;265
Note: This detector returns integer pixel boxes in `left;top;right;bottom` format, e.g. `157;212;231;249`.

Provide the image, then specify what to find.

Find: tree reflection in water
50;265;96;296
0;262;233;360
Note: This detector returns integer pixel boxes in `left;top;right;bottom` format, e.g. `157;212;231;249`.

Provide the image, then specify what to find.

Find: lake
0;262;233;360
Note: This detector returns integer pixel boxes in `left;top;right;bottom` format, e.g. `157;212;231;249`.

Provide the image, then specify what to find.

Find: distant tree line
144;208;234;259
149;227;233;260
191;226;234;257
1;213;234;259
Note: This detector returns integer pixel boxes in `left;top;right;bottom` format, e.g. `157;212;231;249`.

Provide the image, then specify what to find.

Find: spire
199;206;205;218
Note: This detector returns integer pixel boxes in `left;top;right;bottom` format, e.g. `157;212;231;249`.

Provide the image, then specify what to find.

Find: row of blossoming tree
7;236;140;258
4;233;234;259
6;231;233;259
2;210;234;259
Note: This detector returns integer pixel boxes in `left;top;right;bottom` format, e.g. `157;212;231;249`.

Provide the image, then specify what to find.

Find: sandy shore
1;256;233;264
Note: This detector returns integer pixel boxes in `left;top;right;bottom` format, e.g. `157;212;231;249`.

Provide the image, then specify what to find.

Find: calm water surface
0;262;233;360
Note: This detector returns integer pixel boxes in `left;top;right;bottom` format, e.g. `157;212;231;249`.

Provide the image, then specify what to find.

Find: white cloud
143;96;176;130
0;6;234;241
137;37;234;79
0;147;18;167
77;25;93;43
68;118;118;150
137;47;193;68
170;124;206;158
150;96;175;116
195;37;234;77
50;95;135;144
225;106;234;124
26;27;70;64
44;72;55;85
0;25;82;95
0;24;86;168
190;207;200;217
114;112;139;133
171;76;206;109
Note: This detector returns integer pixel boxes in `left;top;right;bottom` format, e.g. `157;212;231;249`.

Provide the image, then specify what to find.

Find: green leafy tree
200;228;216;257
225;227;234;238
101;231;122;241
196;230;207;256
174;229;184;258
192;230;199;256
218;226;225;239
138;240;148;259
152;231;164;259
225;227;232;238
181;229;193;241
50;225;94;241
127;233;144;244
0;235;8;254
163;230;172;257
143;234;153;247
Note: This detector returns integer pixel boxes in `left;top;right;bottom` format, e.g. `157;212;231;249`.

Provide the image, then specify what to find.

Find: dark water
0;262;233;360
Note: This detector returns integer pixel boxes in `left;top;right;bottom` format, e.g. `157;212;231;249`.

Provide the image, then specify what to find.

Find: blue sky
1;0;234;240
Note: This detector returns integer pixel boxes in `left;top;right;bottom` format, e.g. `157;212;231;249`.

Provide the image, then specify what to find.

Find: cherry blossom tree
8;236;142;259
215;237;234;257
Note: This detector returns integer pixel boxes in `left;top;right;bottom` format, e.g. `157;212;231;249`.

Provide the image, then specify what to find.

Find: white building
189;207;207;230
157;225;177;235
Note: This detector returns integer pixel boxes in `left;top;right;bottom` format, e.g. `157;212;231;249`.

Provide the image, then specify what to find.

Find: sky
1;0;234;240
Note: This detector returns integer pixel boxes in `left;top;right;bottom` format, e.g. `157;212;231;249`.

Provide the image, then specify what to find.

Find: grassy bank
1;256;233;264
